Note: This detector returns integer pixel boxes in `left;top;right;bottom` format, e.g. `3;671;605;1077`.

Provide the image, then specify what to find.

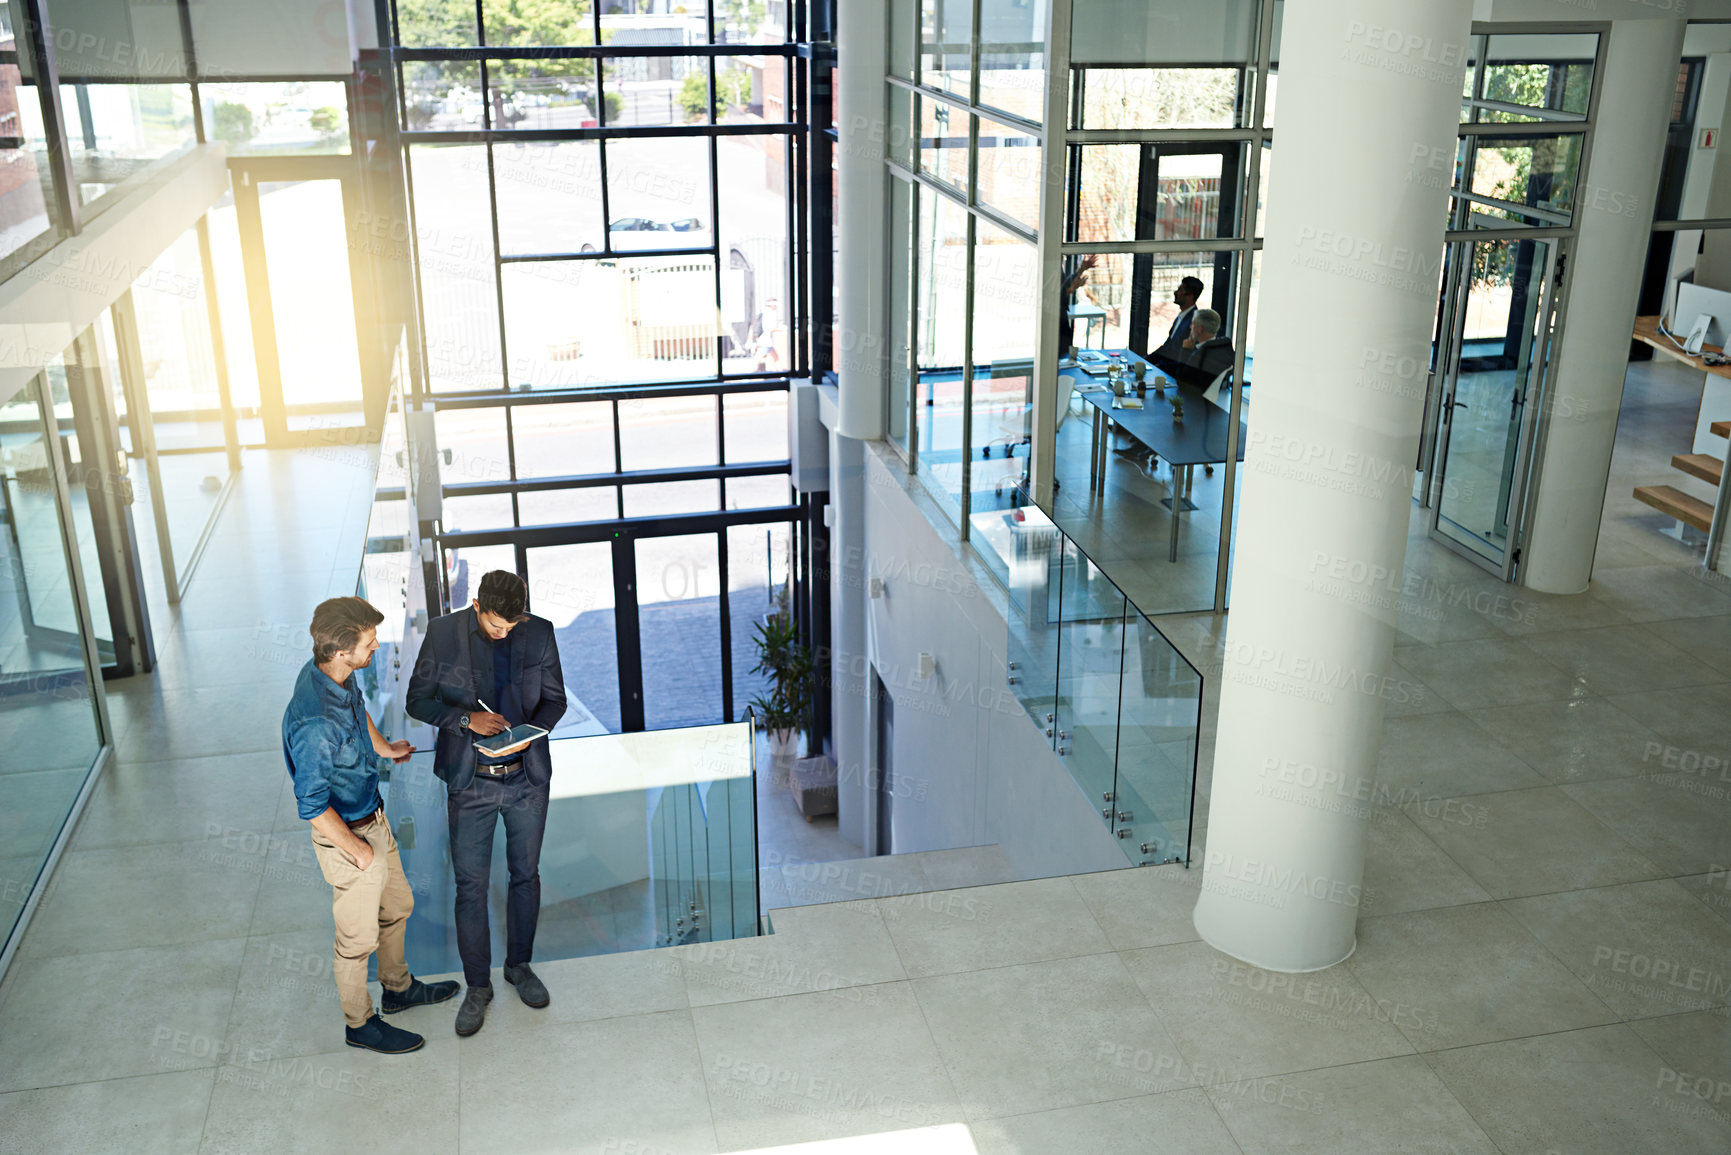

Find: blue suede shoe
381;976;460;1014
345;1014;425;1054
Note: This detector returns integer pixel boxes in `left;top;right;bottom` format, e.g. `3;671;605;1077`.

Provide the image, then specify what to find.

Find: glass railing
352;346;420;742
383;721;761;971
975;504;1202;867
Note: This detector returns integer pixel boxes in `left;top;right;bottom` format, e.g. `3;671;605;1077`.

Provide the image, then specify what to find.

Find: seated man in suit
1149;276;1204;360
1152;308;1234;388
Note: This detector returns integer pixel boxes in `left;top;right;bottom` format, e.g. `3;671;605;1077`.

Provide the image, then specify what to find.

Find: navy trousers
447;771;549;988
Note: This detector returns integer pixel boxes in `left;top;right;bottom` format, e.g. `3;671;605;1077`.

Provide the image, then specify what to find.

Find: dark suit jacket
405;607;567;792
1153;337;1235;389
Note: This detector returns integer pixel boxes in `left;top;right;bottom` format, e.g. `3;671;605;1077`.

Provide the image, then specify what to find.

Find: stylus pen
476;698;493;713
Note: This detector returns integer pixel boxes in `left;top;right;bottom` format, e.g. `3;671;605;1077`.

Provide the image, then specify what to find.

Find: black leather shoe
504;963;550;1008
455;985;493;1036
345;1014;424;1054
381;976;460;1014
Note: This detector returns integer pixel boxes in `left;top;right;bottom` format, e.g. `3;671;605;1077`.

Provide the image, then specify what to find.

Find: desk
1633;315;1731;376
1067;352;1247;563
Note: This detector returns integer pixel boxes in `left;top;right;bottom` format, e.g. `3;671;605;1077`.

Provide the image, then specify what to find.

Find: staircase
1633;419;1727;533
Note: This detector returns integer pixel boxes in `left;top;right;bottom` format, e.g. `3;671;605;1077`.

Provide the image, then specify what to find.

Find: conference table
1065;350;1247;562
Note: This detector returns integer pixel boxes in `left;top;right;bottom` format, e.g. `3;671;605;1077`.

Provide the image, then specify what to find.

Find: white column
1029;0;1073;508
1193;0;1473;972
828;430;870;850
836;0;886;440
1522;18;1688;594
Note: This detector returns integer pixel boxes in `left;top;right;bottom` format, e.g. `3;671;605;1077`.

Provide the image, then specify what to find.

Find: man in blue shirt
283;596;459;1054
407;570;566;1036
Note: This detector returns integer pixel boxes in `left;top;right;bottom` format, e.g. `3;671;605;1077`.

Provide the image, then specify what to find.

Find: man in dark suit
406;570;566;1036
1153;308;1235;388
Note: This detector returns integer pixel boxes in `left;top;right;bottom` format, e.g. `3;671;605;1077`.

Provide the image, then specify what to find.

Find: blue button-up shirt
282;659;382;822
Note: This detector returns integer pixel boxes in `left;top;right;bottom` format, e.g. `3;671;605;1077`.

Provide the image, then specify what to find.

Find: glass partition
979;510;1201;867
0;377;105;949
385;721;760;967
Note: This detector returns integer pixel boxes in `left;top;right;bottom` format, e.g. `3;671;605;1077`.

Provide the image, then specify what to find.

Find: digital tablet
474;724;549;758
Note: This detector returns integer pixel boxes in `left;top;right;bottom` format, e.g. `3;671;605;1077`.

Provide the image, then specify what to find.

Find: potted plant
748;613;813;767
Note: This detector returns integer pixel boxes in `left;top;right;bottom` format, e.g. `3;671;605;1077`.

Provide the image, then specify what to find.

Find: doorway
228;160;373;447
1424;233;1561;576
446;517;789;735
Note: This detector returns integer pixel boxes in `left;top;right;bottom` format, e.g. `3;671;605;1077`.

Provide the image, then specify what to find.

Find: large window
886;0;1044;532
398;0;804;733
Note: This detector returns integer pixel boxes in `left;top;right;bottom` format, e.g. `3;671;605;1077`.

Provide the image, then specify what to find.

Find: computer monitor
1672;281;1731;349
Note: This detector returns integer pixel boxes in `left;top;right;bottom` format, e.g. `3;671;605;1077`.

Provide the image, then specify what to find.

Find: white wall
856;446;1130;879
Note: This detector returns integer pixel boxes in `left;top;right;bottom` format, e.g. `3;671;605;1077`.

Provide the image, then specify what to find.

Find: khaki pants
310;813;413;1028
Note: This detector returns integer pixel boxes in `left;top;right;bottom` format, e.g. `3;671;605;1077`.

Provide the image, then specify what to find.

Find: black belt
474;759;522;778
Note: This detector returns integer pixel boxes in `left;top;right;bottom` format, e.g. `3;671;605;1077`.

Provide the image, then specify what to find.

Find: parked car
579;217;711;253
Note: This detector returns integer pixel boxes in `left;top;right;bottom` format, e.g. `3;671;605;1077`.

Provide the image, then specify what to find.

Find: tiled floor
5;360;1731;1152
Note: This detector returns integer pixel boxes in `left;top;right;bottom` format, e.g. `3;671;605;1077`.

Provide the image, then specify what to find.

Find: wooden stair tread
1673;453;1724;486
1712;419;1730;438
1634;485;1714;532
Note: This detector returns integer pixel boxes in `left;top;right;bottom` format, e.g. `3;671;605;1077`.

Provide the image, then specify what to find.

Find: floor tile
199;1038;459;1155
1520;624;1725;696
912;844;1018;891
1607;682;1731;756
1466;696;1661;785
74;750;283;851
1589;564;1731;623
1628;1009;1731;1108
877;876;1110;979
116;683;303;763
20;839;263;959
477;945;690;1030
1207;1055;1499;1155
1406;786;1663;900
1428;1024;1731;1154
459;1010;717;1155
1346;903;1615;1050
1648;613;1731;676
693;982;960;1149
221;929;352;1064
0;1068;214;1155
1070;863;1205;950
913;951;1190;1120
674;900;905;1007
1120;941;1414;1081
1393;637;1585;711
1359;807;1492;917
1678;871;1731;928
1376;712;1547;798
970;1089;1241;1155
1564;773;1731;877
0;938;245;1092
1503;880;1731;1019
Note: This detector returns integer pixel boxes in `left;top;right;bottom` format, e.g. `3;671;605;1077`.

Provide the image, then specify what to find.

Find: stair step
1712;419;1730;439
1674;453;1724;486
1634;485;1714;532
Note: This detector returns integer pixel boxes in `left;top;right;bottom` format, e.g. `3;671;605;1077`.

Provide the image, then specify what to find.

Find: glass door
230;159;371;447
1425;234;1559;576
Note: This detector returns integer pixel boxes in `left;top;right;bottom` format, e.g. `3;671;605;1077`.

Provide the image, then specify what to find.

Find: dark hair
309;597;385;664
476;570;529;622
1179;276;1205;298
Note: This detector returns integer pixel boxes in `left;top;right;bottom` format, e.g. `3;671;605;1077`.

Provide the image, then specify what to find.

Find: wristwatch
460;713;471;731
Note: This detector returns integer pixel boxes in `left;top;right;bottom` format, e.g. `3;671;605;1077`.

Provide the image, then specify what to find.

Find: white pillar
828;430;869;850
1522;18;1687;594
1193;0;1474;972
836;0;886;440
